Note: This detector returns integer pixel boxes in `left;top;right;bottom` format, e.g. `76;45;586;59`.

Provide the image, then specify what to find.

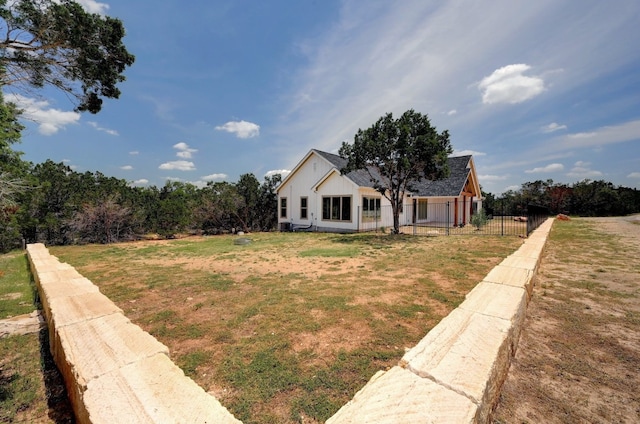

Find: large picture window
280;198;287;218
322;196;351;221
362;196;381;222
300;197;308;219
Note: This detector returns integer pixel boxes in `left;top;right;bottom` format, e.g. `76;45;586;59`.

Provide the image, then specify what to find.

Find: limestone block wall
26;243;240;424
26;217;553;424
327;218;554;423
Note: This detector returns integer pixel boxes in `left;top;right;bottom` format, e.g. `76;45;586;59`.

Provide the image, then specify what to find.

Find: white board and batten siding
277;150;386;232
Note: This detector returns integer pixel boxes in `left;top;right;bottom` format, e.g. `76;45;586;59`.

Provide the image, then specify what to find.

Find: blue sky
7;0;640;194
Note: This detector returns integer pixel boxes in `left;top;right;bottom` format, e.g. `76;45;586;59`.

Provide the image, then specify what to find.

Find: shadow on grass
39;328;75;423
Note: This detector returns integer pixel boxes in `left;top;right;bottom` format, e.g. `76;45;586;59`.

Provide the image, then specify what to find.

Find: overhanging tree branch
0;0;135;113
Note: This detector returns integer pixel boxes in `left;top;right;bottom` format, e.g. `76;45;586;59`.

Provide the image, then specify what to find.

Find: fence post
501;200;504;236
446;201;450;236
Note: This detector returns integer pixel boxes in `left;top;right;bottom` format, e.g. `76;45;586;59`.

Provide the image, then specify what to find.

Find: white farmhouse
276;149;482;233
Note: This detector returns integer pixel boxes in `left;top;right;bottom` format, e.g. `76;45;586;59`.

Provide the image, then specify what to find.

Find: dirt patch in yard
48;232;520;424
492;216;640;423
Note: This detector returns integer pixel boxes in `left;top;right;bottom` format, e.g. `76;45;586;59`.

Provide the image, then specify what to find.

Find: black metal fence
524;204;550;235
358;201;549;237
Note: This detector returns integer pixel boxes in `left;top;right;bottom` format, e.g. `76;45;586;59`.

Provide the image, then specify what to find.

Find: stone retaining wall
26;217;553;423
327;218;554;423
26;243;240;424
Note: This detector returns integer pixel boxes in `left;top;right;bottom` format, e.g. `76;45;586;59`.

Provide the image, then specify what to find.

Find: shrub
470;209;488;230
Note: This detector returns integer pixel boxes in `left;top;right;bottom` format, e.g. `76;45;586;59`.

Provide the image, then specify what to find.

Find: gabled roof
276;149;362;193
312;149;381;188
314;150;477;197
279;149;479;198
409;155;475;197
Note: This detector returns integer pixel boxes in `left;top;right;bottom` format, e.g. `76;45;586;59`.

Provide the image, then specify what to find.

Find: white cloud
478;174;508;182
265;169;291;178
202;173;228;181
8;94;80;135
129;151;139;155
87;121;119;136
120;165;133;170
173;142;198;159
159;161;196;171
452;149;486;157
542;122;567;133
567;161;603;179
628;172;640;178
525;163;564;173
132;179;149;186
73;0;109;15
568;132;597;139
478;64;545;104
215;120;260;139
447;109;457;116
542;119;640;154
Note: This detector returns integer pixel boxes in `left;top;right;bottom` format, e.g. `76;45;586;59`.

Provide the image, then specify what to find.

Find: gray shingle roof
312;149;380;188
410;155;472;197
313;149;471;197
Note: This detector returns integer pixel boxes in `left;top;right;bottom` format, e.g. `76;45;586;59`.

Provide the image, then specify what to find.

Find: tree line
483;179;640;218
0;158;282;252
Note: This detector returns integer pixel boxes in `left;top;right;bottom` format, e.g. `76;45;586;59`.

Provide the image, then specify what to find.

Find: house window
300;197;308;219
418;199;428;220
322;196;351;221
280;198;287;218
362;196;381;222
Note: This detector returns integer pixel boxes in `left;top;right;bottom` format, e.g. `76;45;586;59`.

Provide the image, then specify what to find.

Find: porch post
462;196;467;224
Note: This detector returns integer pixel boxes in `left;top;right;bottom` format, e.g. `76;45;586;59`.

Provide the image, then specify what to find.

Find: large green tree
0;91;27;251
339;109;452;234
236;173;260;230
0;90;26;191
0;0;135;113
256;174;281;231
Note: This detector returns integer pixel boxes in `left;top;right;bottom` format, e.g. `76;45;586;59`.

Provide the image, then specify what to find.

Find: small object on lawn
557;214;571;221
234;237;252;245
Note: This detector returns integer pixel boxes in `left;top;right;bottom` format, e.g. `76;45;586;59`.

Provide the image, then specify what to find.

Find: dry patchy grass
493;217;640;424
49;231;522;423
